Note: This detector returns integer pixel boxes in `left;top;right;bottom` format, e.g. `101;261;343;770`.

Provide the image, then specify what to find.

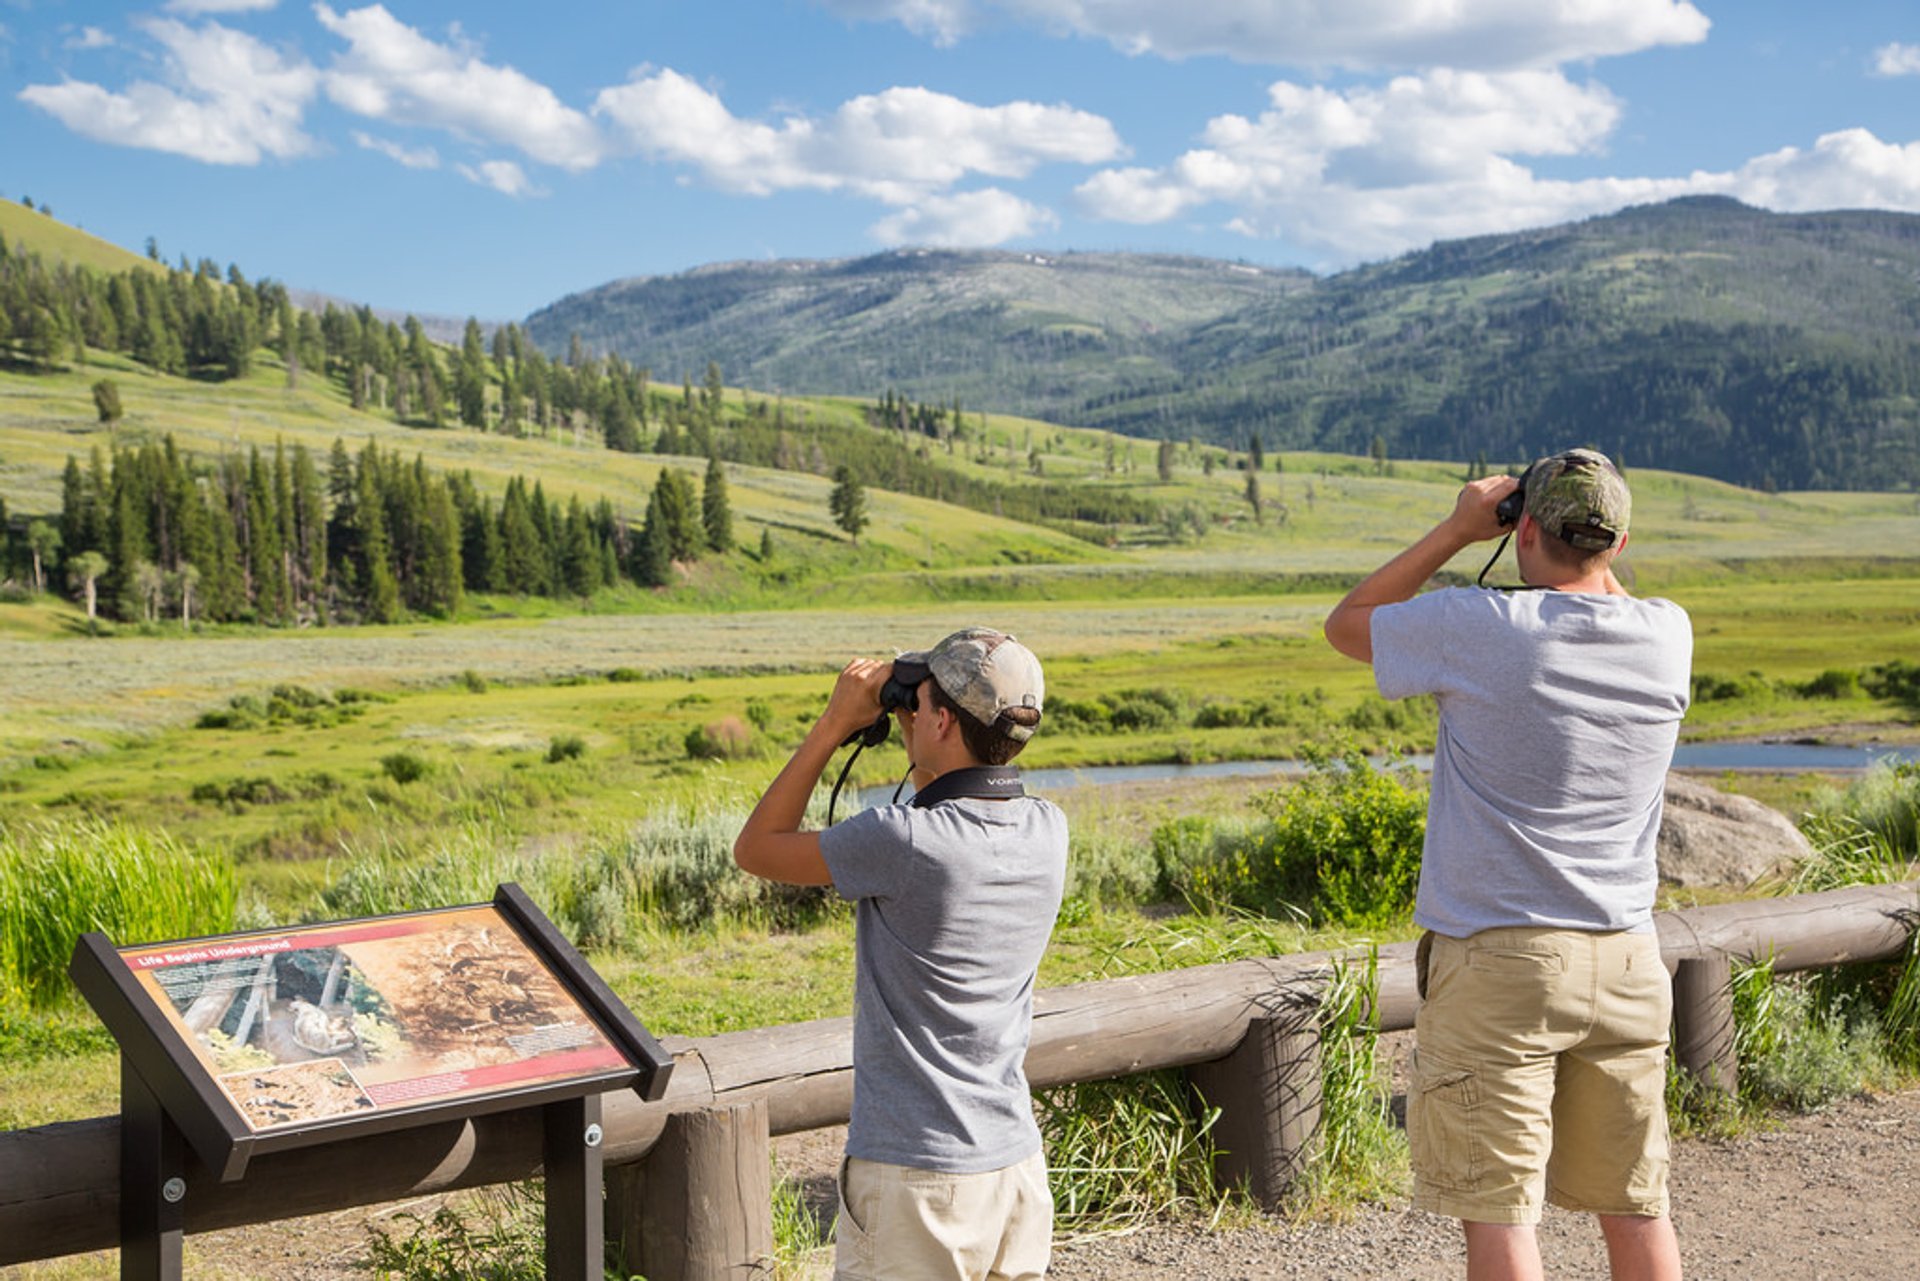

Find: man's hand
1445;474;1520;544
737;655;896;887
820;657;890;742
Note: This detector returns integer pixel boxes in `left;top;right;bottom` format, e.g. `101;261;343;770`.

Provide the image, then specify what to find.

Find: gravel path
1041;1085;1920;1281
764;1083;1920;1281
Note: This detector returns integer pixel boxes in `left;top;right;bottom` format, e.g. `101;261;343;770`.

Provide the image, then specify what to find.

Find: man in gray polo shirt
735;627;1067;1281
1325;450;1691;1281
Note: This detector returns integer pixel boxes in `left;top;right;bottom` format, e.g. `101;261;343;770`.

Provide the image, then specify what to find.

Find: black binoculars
843;657;931;748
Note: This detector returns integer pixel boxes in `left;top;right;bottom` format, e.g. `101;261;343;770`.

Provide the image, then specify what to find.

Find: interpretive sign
120;904;627;1131
71;883;672;1180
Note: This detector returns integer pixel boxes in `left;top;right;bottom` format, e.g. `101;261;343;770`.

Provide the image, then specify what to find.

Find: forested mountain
529;198;1920;491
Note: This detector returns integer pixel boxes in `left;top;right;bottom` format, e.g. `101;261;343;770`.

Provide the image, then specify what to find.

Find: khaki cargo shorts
833;1149;1051;1281
1410;927;1673;1225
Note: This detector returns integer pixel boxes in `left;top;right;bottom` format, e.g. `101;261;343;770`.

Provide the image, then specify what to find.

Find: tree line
1;436;735;626
3;225;1164;549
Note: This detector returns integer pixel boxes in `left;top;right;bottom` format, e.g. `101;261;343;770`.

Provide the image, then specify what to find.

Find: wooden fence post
1672;953;1738;1098
606;1097;773;1281
1187;1008;1321;1210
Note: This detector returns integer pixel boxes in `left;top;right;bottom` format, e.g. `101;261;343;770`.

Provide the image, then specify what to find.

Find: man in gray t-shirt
1325;450;1690;1281
735;627;1066;1281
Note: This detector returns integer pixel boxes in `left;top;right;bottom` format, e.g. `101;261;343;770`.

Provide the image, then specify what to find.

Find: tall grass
1291;948;1406;1216
0;818;236;1007
317;807;838;945
1795;762;1920;892
1038;1069;1228;1236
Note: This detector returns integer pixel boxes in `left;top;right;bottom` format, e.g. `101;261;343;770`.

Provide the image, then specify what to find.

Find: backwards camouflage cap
895;627;1046;742
1524;447;1630;552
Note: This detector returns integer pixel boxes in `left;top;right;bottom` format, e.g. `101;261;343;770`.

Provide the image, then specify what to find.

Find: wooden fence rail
1;881;1913;1269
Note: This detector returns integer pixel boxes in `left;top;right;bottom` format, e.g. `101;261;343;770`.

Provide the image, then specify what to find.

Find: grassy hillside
0;198;164;278
525;249;1309;423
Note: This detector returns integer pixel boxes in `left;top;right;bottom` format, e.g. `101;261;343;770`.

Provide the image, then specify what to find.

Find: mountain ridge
525;199;1920;491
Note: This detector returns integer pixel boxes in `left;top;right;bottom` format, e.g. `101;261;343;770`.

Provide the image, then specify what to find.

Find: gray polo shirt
820;794;1067;1172
1372;586;1692;937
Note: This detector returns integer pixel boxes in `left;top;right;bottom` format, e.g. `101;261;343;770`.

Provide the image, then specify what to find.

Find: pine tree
644;469;705;562
498;479;546;595
634;491;673;588
91;379;123;425
356;454;401;623
455;318;489;429
702;456;734;552
559;498;600;597
829;466;869;543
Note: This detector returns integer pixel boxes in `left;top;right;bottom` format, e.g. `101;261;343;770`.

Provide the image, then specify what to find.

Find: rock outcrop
1658;772;1815;887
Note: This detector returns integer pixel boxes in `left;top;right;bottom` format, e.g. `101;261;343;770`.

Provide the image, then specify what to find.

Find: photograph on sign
119;905;629;1132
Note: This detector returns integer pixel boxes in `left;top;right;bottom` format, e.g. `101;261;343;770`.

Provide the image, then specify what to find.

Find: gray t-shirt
819;794;1067;1172
1372;586;1692;937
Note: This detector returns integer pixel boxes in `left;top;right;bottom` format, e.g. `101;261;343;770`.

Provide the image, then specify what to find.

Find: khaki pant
833;1150;1052;1281
1411;927;1672;1225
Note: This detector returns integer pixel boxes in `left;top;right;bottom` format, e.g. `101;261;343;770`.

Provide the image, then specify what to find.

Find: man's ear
1515;511;1539;550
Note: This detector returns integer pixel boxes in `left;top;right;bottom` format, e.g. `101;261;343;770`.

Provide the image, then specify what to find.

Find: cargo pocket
1408;1047;1479;1191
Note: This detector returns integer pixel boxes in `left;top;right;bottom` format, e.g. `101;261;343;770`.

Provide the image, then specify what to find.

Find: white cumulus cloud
18;17;318;164
870;188;1059;246
315;3;602;170
1074;68;1920;263
65;27;115;50
1872;43;1920;77
352;129;438;169
457;159;540;197
594;69;1121;208
820;0;1710;70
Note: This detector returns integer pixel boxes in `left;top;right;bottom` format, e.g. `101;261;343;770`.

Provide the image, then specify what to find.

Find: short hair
1530;518;1614;575
926;679;1038;767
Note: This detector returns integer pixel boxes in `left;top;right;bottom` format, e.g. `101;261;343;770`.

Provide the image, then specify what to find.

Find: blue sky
5;2;1920;321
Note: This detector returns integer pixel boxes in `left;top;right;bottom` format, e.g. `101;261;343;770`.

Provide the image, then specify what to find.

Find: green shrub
319;827;536;920
1732;957;1892;1112
1691;671;1772;703
0;819;237;1007
607;666;644;683
744;697;776;732
1862;658;1920;710
546;735;587;764
685;717;755;760
459;669;489;694
548;808;831;938
380;751;431;785
1797;668;1861;699
1107;687;1184;731
1063;827;1161;908
1191;749;1427;927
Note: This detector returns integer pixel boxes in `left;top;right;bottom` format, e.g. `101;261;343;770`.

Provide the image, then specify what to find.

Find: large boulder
1657;772;1815;888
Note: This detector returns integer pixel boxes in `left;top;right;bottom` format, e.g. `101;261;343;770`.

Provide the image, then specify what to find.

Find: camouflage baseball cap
895;627;1046;742
1523;448;1630;552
